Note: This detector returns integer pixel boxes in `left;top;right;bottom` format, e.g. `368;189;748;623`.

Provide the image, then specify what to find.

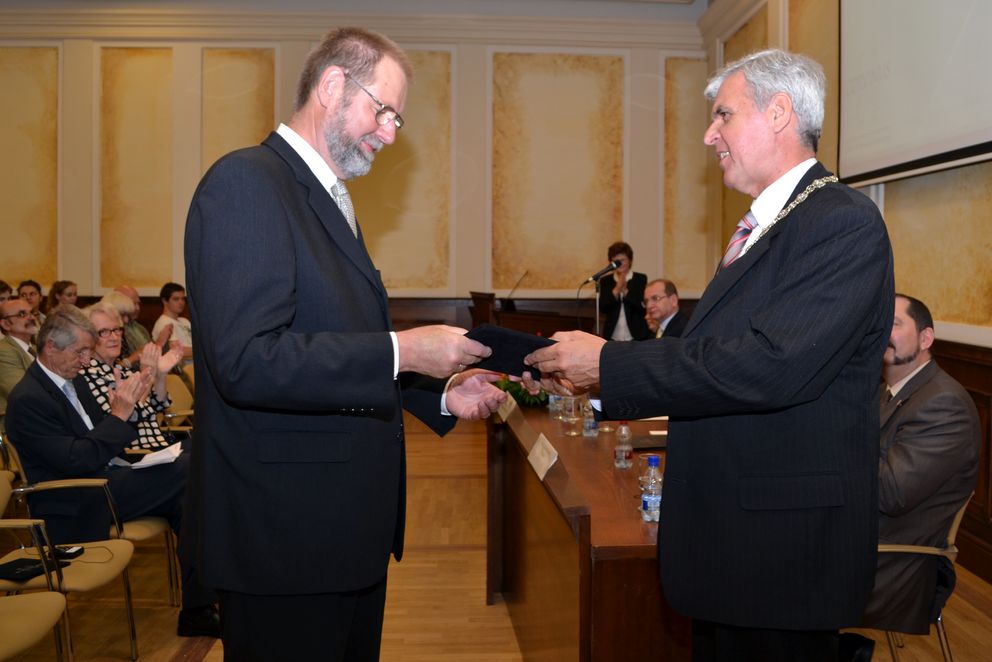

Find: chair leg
52;617;67;662
165;530;182;607
886;631;902;662
121;568;138;661
936;614;954;662
60;605;75;662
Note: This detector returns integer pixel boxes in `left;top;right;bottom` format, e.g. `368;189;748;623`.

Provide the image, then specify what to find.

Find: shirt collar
750;158;817;229
888;359;932;398
8;335;32;354
276;123;339;194
37;359;70;391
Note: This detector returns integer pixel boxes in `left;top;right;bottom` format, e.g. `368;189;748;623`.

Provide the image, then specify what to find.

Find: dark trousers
218;575;388;662
692;619;839;662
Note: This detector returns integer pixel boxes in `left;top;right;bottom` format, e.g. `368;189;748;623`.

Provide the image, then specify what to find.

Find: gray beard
324;99;382;180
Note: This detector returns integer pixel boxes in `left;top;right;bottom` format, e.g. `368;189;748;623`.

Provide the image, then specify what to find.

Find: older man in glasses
183;26;505;660
642;278;688;339
0;298;40;430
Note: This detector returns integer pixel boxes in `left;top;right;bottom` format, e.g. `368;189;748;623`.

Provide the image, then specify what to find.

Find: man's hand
108;368;153;421
396;325;493;379
444;369;508;421
523;330;606;392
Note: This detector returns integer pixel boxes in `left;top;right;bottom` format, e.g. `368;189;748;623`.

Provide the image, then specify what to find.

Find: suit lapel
682;162;831;337
262;133;388;309
880;361;939;428
3;335;33;368
29;363;92;437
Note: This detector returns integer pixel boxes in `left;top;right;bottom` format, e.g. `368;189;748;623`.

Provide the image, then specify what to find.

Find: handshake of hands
396;325;607;420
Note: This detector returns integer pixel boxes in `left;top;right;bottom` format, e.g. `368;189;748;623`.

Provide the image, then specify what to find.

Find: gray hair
705;49;825;152
38;305;96;350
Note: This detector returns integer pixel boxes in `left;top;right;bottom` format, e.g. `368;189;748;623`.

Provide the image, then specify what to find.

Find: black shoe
839;632;874;662
177;604;221;638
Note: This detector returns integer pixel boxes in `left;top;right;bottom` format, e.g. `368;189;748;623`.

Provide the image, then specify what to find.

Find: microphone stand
594;278;602;337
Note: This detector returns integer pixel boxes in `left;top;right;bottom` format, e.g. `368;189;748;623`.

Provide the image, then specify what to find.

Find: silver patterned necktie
331;180;358;238
61;380;93;430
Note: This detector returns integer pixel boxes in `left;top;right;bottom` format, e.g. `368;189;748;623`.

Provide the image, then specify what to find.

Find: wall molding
0;10;703;50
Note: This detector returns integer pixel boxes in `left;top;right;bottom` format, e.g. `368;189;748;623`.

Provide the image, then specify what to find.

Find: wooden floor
5;416;992;661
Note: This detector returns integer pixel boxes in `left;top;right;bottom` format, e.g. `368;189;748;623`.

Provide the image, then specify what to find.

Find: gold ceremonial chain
750;175;839;246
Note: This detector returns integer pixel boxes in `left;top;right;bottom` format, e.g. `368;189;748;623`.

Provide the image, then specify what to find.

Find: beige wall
0;8;708;300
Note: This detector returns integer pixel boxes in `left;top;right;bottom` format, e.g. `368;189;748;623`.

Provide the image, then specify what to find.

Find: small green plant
494;377;548;407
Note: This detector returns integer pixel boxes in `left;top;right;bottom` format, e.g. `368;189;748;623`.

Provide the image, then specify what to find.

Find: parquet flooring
5;415;992;661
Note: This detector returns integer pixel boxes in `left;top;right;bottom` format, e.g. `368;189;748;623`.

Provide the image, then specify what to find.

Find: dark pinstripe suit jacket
600;162;895;630
184;132;454;596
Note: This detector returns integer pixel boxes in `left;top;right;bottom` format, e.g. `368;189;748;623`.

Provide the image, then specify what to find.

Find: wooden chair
0;490;68;662
5;432;180;607
875;493;973;662
0;476;132;661
162;372;194;432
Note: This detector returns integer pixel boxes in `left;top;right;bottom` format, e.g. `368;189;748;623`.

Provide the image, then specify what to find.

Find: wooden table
487;403;691;662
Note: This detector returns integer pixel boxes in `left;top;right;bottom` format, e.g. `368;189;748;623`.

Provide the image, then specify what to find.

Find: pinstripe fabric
600;162;895;630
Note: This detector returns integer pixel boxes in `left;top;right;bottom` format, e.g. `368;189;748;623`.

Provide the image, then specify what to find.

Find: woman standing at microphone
598;241;650;341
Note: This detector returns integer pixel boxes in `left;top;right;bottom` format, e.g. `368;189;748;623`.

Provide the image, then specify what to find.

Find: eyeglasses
344;72;404;130
2;309;39;320
96;327;124;338
642;294;671;306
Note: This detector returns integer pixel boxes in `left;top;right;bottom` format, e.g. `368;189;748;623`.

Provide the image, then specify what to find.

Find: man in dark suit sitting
525;49;894;661
643;278;688;339
842;294;980;660
5;306;219;637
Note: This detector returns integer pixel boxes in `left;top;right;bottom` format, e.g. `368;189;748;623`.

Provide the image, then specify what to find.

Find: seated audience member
102;289;172;370
642;278;688;339
48;280;78;310
152;282;193;365
4;305;219;636
842;294;980;661
598;241;651;341
0;280;12;304
17;279;45;325
0;298;39;430
82;302;182;451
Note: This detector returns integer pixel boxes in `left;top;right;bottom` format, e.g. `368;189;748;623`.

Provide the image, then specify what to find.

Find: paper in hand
465;324;554;376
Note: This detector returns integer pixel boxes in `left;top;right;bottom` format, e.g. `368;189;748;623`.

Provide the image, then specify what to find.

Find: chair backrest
165;373;194;412
0;432;27;483
945;492;973;548
181;362;195;390
0;473;11;513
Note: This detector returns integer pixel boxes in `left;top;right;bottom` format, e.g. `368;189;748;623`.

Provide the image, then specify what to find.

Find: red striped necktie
720;210;757;270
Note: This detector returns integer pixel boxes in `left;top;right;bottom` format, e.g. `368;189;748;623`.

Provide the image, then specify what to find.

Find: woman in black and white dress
81;302;184;452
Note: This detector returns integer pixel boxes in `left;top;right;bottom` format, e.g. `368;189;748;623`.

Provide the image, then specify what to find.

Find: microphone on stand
584;260;621;283
500;270;528;312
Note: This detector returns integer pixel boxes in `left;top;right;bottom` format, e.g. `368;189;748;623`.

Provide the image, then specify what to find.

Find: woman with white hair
80;302;183;451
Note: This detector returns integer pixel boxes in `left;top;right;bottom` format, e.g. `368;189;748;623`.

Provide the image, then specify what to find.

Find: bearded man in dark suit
183;27;505;661
526;49;894;661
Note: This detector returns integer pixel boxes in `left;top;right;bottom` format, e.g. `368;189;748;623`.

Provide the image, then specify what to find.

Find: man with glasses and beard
183;26;505;660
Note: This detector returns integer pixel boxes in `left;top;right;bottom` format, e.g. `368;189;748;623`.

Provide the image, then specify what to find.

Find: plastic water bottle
640;455;662;522
582;400;598;437
614;421;632;469
548;393;562;419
